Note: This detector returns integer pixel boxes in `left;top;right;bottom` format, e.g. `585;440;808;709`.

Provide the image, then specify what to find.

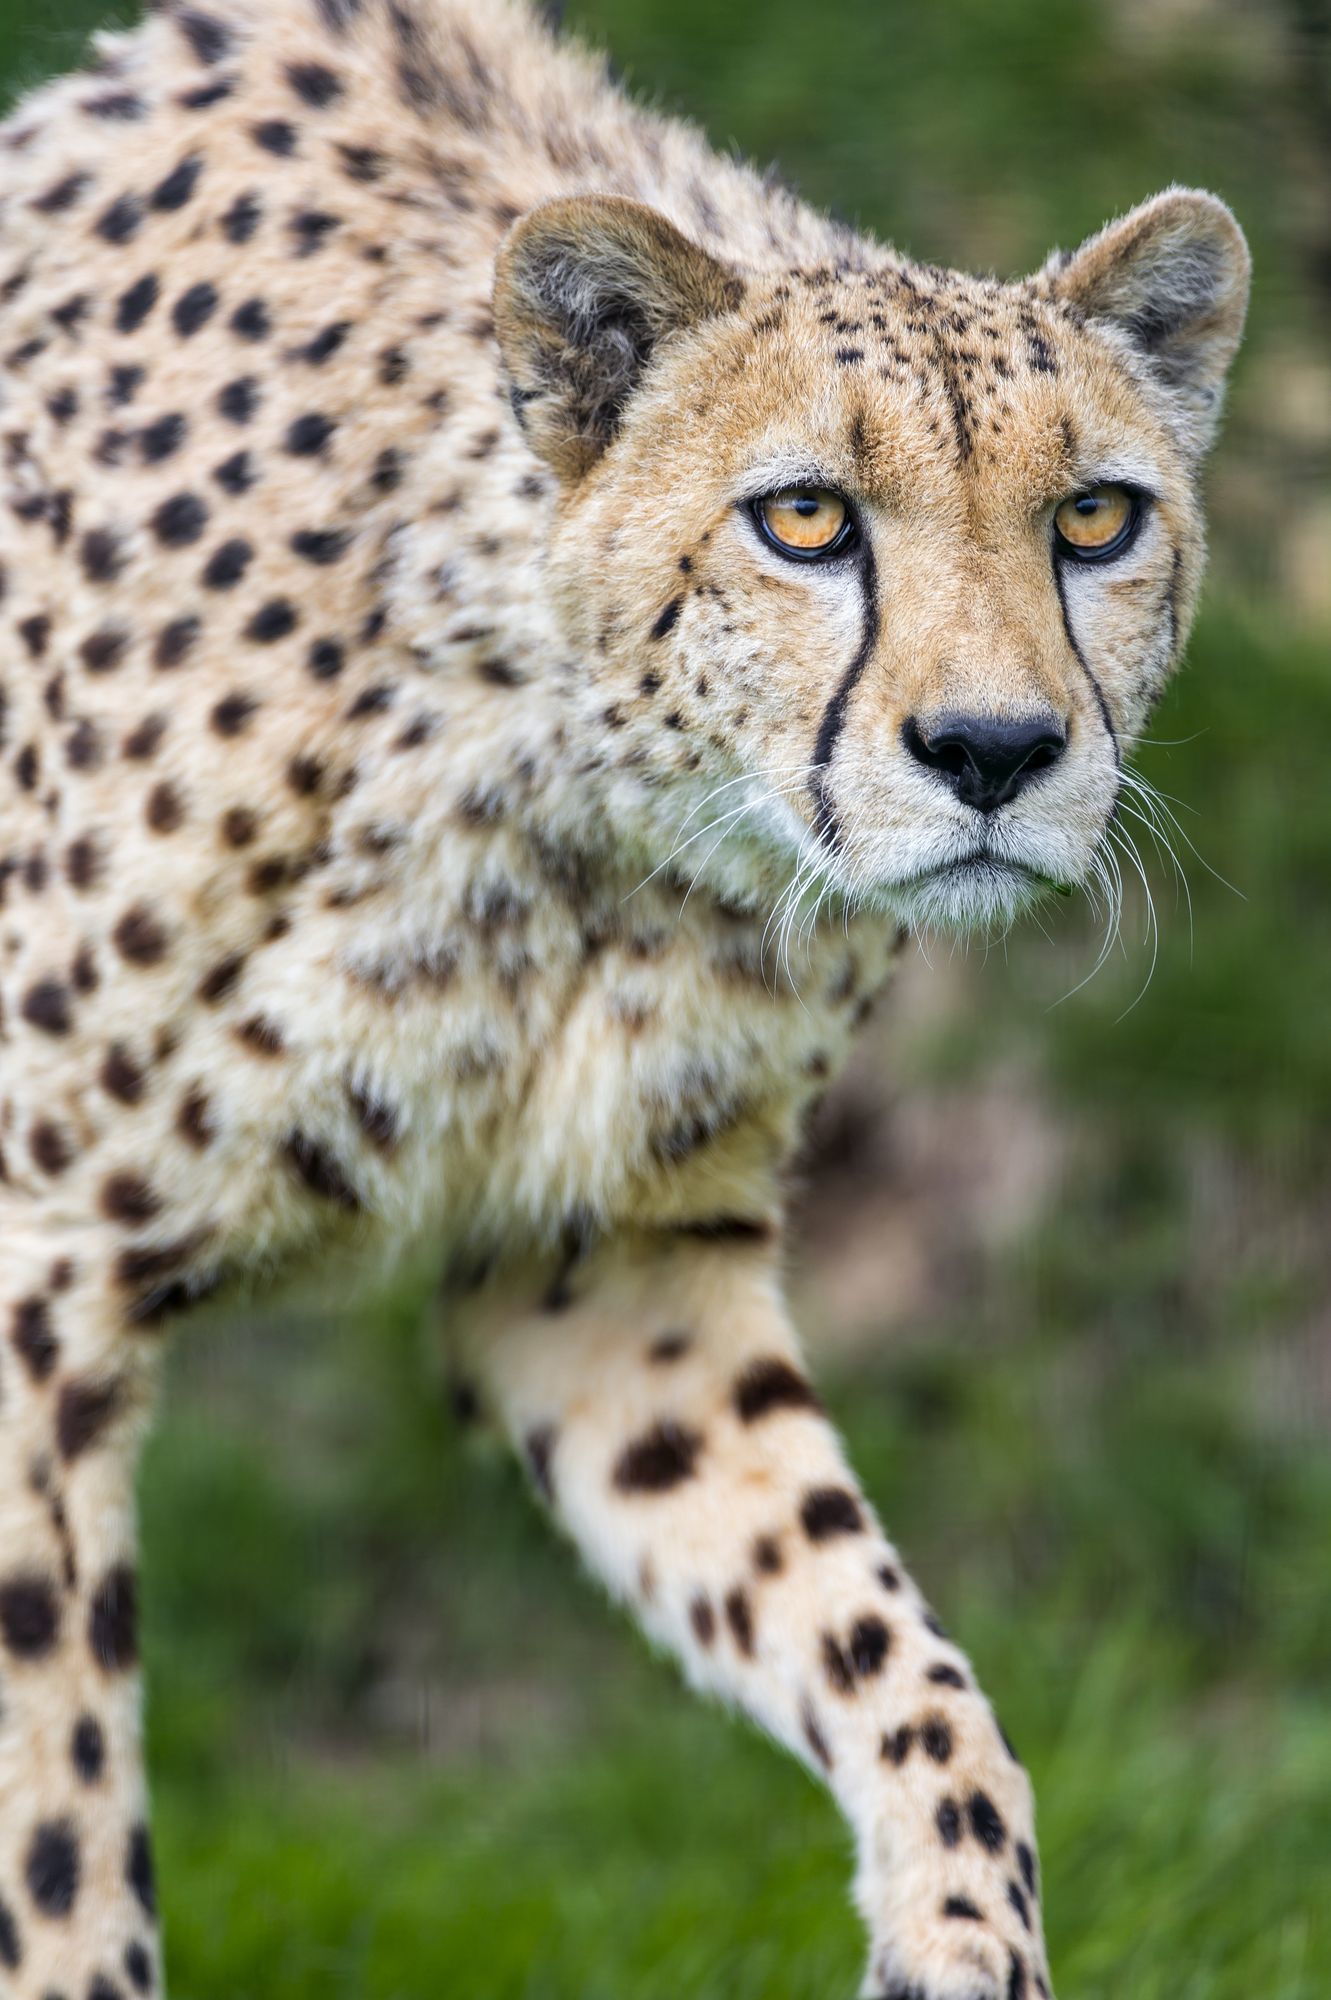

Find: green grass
137;1302;1331;1998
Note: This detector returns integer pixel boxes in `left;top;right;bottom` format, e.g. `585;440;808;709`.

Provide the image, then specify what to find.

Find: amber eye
1053;483;1138;561
755;486;853;559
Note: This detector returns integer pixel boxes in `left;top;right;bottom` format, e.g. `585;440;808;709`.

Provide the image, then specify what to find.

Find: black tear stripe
809;538;880;847
1053;560;1121;767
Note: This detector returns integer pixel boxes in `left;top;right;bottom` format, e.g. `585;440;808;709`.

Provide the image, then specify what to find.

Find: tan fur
0;0;1247;1992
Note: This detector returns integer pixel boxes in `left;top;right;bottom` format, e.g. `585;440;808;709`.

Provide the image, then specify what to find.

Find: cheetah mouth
901;853;1072;896
882;851;1074;934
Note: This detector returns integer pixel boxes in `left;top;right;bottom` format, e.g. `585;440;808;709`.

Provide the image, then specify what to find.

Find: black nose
902;710;1067;814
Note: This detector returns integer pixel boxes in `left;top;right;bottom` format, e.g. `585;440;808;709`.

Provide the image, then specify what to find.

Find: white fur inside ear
493;195;742;480
1046;187;1250;448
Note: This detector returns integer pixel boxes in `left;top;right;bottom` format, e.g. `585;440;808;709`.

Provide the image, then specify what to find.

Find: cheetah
0;0;1249;1992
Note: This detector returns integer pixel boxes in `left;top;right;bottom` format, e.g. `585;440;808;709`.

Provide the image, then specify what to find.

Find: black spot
177;7;231;62
0;1572;59;1658
881;1724;913;1765
612;1419;702;1493
89;1563;139;1671
12;1295;58;1380
30;1119;72;1174
801;1699;832;1769
348;1083;397;1149
83;89;146;120
252;119;298;156
943;1895;982;1921
47;384;78;426
210;692;258;736
849;1614;890;1677
180;76;234;109
822;1632;854;1694
800;1486;863;1542
124;1940;153;1993
90;1974;127;2000
218;376;259;423
346;683;394;718
25;1819;79;1917
213;449;258;494
285;60;343;106
283;1130;362;1208
968;1790;1007;1853
648;1331;691;1364
752;1534;783;1575
96;194;144;244
0;1893;18;1969
1007;1880;1031;1931
650;596;682;640
113;906;168;965
126;1823;155;1917
878;1563;901;1592
679;1590;715;1650
291;209;341;254
19;613;51;659
1008;1951;1027;2000
307;636;344;679
53;290;91;332
201;537;253;590
1017;1841;1038;1899
295;320;350;365
21;978;72;1035
58;1375;121;1462
150;154;202;211
139;412;186;463
155;615;200;668
222;191;263;244
33;170;92;215
104;371;143;418
920;1715;953;1763
724;1586;754;1657
291;527;350;565
126;712;169;761
524;1424;556;1502
285;411;334;455
172;281;218;337
936;1797;962;1848
151;491;208;546
230;297;272;341
337;141;383;181
244;600;297;644
115;272;159;335
927;1662;967;1689
80;528;126;583
733;1356;821;1423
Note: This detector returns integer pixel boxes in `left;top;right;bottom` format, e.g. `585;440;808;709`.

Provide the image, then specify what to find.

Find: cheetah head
494;189;1249;933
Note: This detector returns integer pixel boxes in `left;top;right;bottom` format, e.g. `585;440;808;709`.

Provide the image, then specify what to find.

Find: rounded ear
493;194;744;481
1041;188;1250;450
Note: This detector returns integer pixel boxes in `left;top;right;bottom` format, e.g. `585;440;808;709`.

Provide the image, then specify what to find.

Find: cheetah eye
1052;483;1139;562
754;486;854;560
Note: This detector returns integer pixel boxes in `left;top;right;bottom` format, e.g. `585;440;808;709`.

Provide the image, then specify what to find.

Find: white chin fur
881;858;1050;936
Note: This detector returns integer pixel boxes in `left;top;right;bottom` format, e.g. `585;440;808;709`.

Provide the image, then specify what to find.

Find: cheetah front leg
457;1225;1051;2000
0;1247;162;1998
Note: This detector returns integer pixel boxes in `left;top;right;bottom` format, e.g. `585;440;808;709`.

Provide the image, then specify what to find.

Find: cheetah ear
1042;188;1250;451
494;194;744;481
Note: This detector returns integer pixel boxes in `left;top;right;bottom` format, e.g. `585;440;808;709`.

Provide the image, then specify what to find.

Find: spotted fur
0;1;1247;1994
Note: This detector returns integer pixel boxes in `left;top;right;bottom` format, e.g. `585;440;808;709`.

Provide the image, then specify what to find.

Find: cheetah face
496;191;1248;932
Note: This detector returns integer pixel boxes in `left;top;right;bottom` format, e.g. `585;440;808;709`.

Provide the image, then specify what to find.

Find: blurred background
5;1;1329;1994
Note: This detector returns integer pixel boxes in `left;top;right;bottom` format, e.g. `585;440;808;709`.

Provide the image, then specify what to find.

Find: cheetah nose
901;710;1067;814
